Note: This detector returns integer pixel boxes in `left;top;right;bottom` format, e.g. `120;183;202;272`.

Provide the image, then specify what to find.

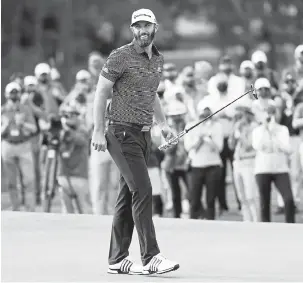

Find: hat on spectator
5;82;21;93
24;76;38;87
35;63;51;77
251;50;267;64
51;68;60;80
165;100;187;116
255;77;270;90
76;70;91;81
197;99;214;116
294;45;303;59
131;9;157;26
240;60;255;71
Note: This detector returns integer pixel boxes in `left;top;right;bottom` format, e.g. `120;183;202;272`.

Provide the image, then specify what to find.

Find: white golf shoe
143;253;180;275
107;256;143;275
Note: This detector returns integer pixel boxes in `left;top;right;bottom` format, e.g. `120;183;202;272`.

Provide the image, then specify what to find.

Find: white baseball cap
34;63;51;77
131;9;157;26
251;50;267;64
240;60;255;71
24;75;38;87
76;69;91;81
294;44;303;59
165;100;187;116
51;68;61;80
5;82;21;93
255;77;271;90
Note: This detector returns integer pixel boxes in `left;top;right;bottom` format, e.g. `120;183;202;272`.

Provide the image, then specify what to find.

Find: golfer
91;9;180;275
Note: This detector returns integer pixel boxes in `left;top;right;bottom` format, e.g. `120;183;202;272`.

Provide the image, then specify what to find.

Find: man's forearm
154;95;167;127
93;79;111;133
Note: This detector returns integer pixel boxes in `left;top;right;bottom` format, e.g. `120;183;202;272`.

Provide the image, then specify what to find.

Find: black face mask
244;72;253;79
40;78;49;84
255;62;266;71
9;94;20;103
217;82;228;93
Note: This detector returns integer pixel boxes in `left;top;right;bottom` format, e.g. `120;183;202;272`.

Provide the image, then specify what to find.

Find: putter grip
158;137;177;151
158;130;186;151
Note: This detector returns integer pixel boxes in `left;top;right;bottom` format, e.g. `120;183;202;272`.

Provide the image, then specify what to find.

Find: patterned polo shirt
101;39;164;126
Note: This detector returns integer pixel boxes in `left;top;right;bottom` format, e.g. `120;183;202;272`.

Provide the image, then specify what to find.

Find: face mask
10;95;20;103
217;82;228;93
40;77;49;84
255;62;266;71
243;72;253;79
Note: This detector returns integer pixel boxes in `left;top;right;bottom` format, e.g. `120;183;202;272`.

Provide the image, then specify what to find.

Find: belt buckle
141;125;151;132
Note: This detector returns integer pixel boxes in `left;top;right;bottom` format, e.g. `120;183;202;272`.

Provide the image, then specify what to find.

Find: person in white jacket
252;103;295;223
184;102;224;220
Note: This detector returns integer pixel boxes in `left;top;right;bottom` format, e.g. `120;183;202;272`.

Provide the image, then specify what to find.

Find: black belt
109;120;151;132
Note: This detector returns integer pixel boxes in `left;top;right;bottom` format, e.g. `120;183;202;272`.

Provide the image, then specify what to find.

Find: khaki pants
1;140;35;211
89;150;119;215
277;136;302;207
233;159;259;222
57;176;89;214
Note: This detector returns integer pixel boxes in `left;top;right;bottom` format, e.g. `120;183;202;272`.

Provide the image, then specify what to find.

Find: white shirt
184;120;223;168
252;123;291;174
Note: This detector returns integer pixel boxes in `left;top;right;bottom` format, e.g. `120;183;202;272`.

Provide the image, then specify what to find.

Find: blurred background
2;0;303;95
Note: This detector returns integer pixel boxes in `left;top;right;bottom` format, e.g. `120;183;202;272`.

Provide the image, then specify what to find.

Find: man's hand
91;130;107;152
160;123;179;149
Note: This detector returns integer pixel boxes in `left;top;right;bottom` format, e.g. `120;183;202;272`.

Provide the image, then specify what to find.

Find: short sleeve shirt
101;40;164;126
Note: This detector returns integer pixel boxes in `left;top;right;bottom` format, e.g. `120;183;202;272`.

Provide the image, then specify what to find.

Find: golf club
159;84;258;151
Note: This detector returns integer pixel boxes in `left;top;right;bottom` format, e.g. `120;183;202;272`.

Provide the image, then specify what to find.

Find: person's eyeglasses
258;87;270;91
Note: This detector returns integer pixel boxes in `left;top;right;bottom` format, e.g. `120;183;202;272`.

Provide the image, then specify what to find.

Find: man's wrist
158;121;168;130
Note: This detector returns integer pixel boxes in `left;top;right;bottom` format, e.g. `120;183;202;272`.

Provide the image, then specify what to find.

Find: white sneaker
143;253;179;275
107;256;143;275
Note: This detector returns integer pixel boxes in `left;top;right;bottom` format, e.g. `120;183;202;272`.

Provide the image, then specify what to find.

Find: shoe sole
143;264;180;275
107;268;143;275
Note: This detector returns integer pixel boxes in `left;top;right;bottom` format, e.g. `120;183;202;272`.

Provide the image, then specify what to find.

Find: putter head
251;84;258;99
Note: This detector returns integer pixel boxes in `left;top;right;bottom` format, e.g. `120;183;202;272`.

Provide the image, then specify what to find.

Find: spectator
229;106;259;222
280;71;303;109
206;72;241;212
251;50;279;93
50;68;67;98
34;63;64;117
184;103;223;220
1;82;37;211
162;63;181;104
9;72;25;93
22;75;47;205
57;104;90;214
239;60;256;97
208;55;245;99
285;45;303;86
292;99;303;209
274;95;302;213
88;51;105;88
252;78;276;124
252;104;295;223
175;65;198;120
161;101;189;218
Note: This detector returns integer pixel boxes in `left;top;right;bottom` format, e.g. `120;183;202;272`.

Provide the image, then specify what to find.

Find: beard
134;28;156;48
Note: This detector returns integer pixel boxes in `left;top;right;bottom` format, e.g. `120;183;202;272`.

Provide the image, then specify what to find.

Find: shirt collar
131;39;160;56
